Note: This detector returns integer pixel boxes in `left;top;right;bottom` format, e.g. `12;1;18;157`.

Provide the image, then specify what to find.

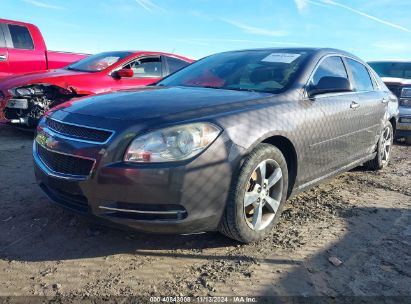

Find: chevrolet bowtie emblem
36;132;59;150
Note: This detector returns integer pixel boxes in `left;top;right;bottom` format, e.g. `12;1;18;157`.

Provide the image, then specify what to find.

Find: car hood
60;86;273;122
381;77;411;85
0;69;90;90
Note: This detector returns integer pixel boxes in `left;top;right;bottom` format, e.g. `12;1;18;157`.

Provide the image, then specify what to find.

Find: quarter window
8;24;34;50
346;58;374;91
167;57;189;74
311;56;348;86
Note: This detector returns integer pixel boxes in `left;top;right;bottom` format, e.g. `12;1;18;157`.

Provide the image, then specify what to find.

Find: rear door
344;58;386;156
302;56;361;181
4;23;46;73
0;23;9;77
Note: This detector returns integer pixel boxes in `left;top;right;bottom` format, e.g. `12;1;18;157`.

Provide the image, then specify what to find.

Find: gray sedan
33;48;398;243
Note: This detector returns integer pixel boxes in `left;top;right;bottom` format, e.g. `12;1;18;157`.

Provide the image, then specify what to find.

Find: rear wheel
219;144;288;243
405;137;411;145
365;121;393;170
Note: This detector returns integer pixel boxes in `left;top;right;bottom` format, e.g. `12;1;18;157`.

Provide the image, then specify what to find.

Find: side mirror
114;69;134;79
308;76;351;98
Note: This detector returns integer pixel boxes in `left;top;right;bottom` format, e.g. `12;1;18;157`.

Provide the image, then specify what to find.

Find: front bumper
33;118;237;234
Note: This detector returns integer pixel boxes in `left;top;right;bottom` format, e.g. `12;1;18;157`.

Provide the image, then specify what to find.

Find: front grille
37;143;94;176
401;87;411;98
45;118;113;143
40;183;89;213
399;99;411;107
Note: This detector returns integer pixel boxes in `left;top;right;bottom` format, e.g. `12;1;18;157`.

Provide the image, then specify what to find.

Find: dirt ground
0;124;410;301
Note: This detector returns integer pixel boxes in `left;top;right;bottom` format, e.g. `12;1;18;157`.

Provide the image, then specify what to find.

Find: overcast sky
2;0;411;60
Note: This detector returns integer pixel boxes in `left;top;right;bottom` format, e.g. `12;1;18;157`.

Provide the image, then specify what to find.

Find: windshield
369;62;411;79
66;51;133;72
158;50;310;93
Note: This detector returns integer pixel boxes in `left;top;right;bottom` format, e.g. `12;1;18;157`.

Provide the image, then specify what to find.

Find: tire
405;137;411;145
364;121;394;170
219;143;289;243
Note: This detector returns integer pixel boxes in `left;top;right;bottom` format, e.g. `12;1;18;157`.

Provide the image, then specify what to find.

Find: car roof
0;18;35;27
96;51;193;62
368;60;411;63
214;47;363;61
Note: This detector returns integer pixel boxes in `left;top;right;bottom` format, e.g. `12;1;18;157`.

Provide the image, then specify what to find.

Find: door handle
350;101;360;109
0;54;7;61
382;98;389;103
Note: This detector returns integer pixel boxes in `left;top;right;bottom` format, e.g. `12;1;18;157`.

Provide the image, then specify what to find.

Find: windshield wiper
223;87;257;92
202;86;223;89
66;67;86;72
66;67;95;73
225;87;278;94
173;85;223;90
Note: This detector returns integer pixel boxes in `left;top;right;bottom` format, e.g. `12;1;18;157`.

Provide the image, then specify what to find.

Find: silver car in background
369;61;411;144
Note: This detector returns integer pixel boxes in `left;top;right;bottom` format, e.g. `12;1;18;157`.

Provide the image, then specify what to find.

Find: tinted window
8;25;34;50
369;62;411;79
158;50;310;93
312;56;348;86
125;57;162;78
346;59;374;91
167;57;189;73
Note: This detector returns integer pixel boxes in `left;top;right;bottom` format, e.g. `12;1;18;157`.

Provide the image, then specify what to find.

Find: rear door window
166;57;189;74
346;58;374;91
311;56;348;86
8;24;34;50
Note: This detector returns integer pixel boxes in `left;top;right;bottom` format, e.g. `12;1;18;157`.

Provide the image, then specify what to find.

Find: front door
300;56;362;183
110;56;164;91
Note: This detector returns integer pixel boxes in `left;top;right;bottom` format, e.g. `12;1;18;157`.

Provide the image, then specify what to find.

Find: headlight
124;123;221;163
14;88;34;96
399;99;411;107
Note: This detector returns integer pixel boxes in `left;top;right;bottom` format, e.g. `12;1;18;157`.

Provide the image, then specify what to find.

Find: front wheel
365;121;393;170
219;144;288;243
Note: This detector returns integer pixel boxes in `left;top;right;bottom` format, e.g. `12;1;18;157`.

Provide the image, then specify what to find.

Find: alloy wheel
381;125;393;165
243;159;283;231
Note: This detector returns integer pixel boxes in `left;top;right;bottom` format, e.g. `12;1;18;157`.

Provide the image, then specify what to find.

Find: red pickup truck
0;18;87;78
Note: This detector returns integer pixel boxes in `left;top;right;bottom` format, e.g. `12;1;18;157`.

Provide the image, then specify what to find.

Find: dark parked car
33;48;398;243
368;61;411;144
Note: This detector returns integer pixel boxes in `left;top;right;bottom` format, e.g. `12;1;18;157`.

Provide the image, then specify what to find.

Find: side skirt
290;153;377;198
